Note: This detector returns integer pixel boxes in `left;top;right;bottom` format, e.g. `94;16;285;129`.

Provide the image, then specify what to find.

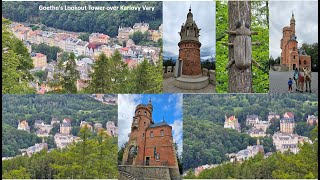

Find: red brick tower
174;7;209;90
280;12;311;70
122;100;179;168
178;7;202;76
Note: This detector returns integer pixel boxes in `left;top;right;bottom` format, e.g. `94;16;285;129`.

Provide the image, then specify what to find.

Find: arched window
142;133;145;138
144;122;146;126
304;60;306;65
144;111;147;115
150;131;154;138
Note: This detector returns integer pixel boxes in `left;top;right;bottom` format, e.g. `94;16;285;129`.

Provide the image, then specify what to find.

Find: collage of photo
1;1;318;180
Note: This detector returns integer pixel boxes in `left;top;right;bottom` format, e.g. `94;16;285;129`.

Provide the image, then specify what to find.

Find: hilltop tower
280;12;311;70
122;101;178;167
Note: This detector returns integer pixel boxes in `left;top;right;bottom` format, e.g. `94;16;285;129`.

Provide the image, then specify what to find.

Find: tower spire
148;98;152;104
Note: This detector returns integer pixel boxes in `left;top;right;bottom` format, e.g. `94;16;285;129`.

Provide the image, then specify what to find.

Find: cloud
163;1;216;60
269;1;318;58
170;119;183;156
174;94;183;118
118;94;141;148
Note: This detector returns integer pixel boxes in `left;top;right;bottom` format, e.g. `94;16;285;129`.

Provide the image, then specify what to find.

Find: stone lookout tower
174;7;209;90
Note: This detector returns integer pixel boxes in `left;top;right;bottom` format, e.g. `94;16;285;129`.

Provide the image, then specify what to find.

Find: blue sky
163;1;216;61
118;94;183;155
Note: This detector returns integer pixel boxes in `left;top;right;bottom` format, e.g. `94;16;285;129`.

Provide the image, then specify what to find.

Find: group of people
288;66;312;93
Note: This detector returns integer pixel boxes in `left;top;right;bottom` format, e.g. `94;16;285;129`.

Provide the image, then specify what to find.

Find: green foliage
183;93;318;171
215;1;269;93
130;31;144;44
301;43;318;72
2;132;118;179
33;70;46;82
86;51;123;93
2;18;35;94
2;2;162;37
183;116;257;170
31;43;62;62
295;122;316;137
63;53;79;93
2;124;42;157
2;94;117;156
2;167;31;179
86;51;162;94
201;60;215;70
185;125;318;179
78;33;90;42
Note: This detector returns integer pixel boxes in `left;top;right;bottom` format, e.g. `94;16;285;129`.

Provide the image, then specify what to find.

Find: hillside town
2;117;118;160
191;111;318;176
9;22;162;93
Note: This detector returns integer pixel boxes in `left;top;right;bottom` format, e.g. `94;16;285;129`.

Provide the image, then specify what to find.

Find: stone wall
118;165;181;180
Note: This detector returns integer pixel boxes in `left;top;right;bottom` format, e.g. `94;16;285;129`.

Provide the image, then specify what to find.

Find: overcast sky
118;94;183;155
269;1;318;58
163;1;215;61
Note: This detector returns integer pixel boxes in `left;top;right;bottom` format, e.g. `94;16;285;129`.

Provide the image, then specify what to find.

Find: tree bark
228;1;252;93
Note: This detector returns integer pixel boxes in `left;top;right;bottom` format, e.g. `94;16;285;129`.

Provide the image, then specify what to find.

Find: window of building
160;130;164;136
304;60;306;65
150;131;154;138
299;60;301;64
293;47;295;51
144;122;146;126
293;56;295;60
142;133;144;138
144;111;147;115
138;111;140;115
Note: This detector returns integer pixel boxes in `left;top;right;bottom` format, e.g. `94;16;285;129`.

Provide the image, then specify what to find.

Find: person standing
293;67;299;91
288;77;293;93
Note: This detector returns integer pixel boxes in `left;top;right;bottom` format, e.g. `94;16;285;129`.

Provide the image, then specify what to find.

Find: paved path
163;77;216;93
269;71;318;93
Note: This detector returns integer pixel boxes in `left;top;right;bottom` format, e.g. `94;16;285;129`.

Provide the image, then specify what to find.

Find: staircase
119;170;138;180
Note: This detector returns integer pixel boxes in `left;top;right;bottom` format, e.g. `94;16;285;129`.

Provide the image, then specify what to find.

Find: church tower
178;7;202;76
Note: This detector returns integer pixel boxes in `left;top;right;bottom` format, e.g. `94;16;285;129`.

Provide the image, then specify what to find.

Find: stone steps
119;170;138;180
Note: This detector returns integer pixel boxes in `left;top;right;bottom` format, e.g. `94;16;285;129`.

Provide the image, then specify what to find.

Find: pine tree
86;52;113;93
62;52;79;93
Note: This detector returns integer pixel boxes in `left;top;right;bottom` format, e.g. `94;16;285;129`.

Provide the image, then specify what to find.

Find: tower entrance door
145;157;150;166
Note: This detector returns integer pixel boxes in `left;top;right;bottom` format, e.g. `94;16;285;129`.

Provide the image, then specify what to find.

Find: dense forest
2;125;42;157
183;117;274;170
183;93;318;170
215;1;269;93
184;126;318;179
1;1;162;37
2;127;118;179
2;94;117;157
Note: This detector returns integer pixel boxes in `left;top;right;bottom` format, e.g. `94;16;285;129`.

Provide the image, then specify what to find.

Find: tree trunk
228;1;252;93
